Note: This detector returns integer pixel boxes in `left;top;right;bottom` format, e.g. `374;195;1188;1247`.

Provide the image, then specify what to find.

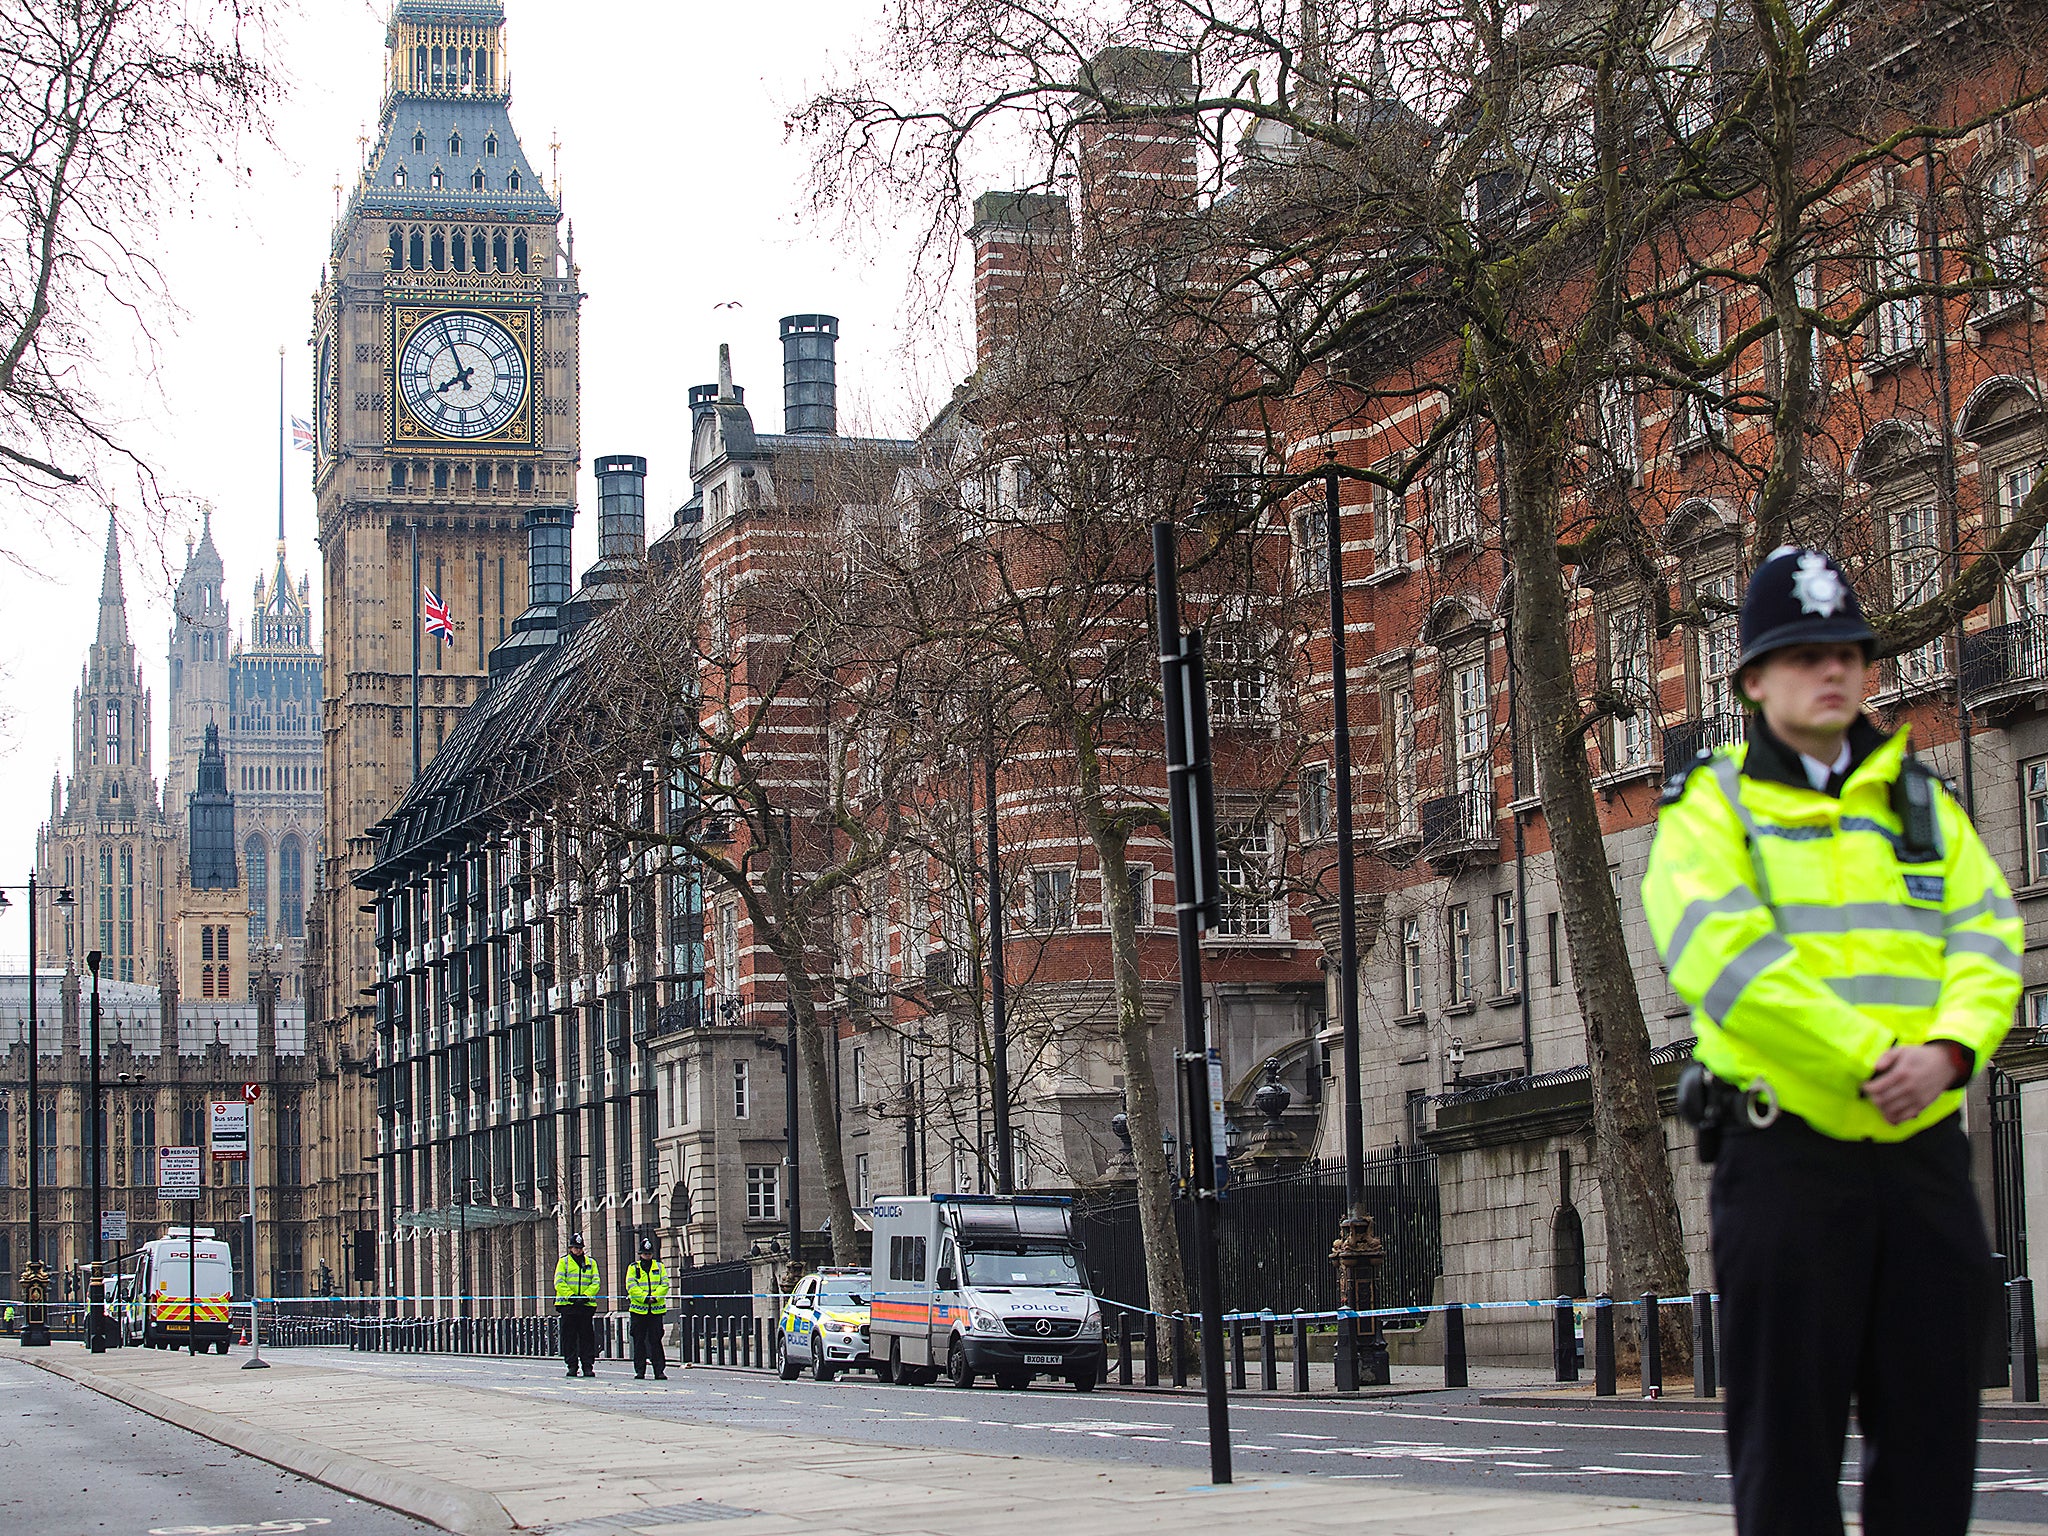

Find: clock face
397;311;528;440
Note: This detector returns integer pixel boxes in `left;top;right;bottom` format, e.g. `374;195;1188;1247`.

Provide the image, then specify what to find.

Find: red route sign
242;1082;261;1103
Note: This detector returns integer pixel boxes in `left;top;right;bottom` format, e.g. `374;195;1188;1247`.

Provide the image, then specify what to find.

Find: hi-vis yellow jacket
1643;725;2022;1142
554;1253;601;1306
625;1260;669;1315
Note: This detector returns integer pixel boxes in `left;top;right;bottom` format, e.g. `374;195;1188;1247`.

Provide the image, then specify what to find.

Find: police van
119;1227;235;1353
868;1194;1103;1391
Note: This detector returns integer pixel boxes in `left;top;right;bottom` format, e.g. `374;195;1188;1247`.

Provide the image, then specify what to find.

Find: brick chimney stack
1072;47;1198;243
967;190;1070;373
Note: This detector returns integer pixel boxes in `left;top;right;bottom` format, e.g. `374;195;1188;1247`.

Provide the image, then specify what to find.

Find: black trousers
631;1312;667;1376
1711;1112;1991;1536
558;1303;597;1371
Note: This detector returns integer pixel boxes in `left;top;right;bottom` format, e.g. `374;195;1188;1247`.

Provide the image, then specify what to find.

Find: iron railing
1962;615;2048;705
1661;712;1746;767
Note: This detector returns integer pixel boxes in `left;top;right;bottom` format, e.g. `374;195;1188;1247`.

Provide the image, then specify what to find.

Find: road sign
100;1210;127;1244
159;1146;202;1199
210;1100;249;1161
242;1082;262;1103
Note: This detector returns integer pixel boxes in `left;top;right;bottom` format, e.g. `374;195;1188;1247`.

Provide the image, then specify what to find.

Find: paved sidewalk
15;1348;2043;1536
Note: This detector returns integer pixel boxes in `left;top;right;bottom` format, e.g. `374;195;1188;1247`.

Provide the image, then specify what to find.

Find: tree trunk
1077;753;1189;1363
782;953;859;1266
1499;432;1693;1355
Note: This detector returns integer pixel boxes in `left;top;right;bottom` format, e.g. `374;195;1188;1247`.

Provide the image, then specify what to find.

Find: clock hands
434;360;478;396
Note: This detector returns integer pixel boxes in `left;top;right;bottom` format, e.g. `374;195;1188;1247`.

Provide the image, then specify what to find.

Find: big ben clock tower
308;0;580;1273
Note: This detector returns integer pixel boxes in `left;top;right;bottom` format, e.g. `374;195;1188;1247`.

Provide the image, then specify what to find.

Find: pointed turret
97;514;129;651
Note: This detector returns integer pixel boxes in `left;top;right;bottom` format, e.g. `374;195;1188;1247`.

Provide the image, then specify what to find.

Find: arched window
106;702;121;763
430;230;445;270
429;168;444;193
279;836;304;939
429;48;442;89
1553;1206;1586;1298
201;926;215;963
200;965;214;999
245;835;268;938
484;132;498;157
507;170;522;194
451;229;467;271
471;231;486;270
471;168;485;192
389;228;404;270
512;232;528;271
449;131;462;155
412;128;426;154
414;46;428;89
409;229;425;270
492;231;507;272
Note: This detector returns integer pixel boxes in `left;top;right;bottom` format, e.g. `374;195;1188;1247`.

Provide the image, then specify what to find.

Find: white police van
867;1194;1103;1391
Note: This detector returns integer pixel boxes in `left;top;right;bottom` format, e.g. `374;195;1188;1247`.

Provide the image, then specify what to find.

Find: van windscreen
960;1246;1085;1288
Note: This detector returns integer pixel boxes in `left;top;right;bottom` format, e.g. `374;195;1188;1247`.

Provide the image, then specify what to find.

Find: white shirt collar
1798;740;1852;792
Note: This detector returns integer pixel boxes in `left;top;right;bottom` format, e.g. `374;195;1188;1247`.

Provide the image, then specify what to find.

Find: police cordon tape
228;1277;2048;1406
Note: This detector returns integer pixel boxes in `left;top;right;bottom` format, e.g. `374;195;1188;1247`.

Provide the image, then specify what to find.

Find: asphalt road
303;1349;2048;1521
0;1358;434;1536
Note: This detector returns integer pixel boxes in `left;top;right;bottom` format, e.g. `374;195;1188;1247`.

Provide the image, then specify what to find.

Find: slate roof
355;95;558;223
393;0;505;21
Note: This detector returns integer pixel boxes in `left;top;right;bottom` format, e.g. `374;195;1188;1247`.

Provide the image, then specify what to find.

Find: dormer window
471;168;485;191
507;170;521;192
392;167;407;188
412;130;426;154
484;133;498;157
448;132;462;155
429;167;444;191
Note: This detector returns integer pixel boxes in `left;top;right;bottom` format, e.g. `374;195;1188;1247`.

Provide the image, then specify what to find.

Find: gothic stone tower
310;0;581;1279
166;511;231;836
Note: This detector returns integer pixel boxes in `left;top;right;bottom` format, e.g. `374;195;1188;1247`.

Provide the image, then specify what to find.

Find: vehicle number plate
1024;1353;1062;1366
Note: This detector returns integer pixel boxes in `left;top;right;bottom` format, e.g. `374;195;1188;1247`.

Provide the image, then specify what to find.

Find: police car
777;1267;878;1381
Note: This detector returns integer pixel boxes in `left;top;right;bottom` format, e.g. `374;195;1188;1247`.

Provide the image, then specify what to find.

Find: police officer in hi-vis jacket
626;1237;671;1381
1644;546;2023;1534
554;1233;601;1378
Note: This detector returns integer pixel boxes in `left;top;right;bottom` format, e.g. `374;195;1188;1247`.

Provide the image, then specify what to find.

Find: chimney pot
779;314;839;435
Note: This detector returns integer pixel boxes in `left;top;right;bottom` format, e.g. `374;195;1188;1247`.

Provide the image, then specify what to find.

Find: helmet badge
1791;551;1846;617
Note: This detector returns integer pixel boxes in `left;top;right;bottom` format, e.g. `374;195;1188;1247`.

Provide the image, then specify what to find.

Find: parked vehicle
868;1194;1103;1391
776;1267;876;1381
119;1227;235;1353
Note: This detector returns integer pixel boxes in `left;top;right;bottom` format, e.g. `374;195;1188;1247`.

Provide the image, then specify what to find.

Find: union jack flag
290;415;316;453
423;587;455;640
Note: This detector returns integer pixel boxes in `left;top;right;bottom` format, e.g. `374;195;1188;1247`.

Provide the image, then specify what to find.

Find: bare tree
799;0;2048;1347
0;0;282;554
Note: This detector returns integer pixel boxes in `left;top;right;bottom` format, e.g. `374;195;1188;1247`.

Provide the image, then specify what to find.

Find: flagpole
411;519;422;782
277;347;286;545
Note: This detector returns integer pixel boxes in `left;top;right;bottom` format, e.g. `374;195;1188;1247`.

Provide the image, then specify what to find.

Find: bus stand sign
158;1146;202;1200
210;1101;248;1161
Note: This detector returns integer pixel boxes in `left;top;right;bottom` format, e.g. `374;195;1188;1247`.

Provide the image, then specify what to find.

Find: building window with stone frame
1494;893;1520;998
1974;155;2036;320
1300;765;1332;843
1383;679;1418;838
1215;822;1281;939
1599;599;1653;773
2022;758;2048;887
854;1152;871;1208
1890;498;1948;688
1870;206;1927;360
1293;502;1329;591
746;1163;780;1221
1447;905;1473;1007
733;1059;751;1121
1400;915;1424;1017
1449;654;1494;832
1029;867;1075;932
1372;456;1409;573
1673;295;1727;447
1427;421;1481;552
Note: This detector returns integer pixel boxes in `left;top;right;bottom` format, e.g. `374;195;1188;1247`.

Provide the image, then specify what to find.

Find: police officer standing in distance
626;1237;671;1381
1644;547;2023;1534
554;1233;601;1379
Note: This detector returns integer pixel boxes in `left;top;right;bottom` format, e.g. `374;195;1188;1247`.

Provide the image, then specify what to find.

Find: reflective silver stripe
1824;975;1942;1008
1945;891;2020;929
1704;933;1793;1021
1775;903;1944;938
1664;888;1766;968
1754;823;1833;841
1711;757;1776;907
1944;932;2023;973
1839;817;1908;855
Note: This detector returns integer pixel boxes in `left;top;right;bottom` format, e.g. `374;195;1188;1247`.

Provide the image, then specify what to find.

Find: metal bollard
1335;1311;1358;1393
1553;1297;1579;1382
719;1316;730;1366
1692;1291;1717;1398
2012;1276;2040;1404
1640;1292;1662;1397
755;1318;765;1368
1260;1314;1278;1392
1117;1312;1133;1386
1444;1304;1468;1389
1143;1313;1159;1387
1171;1314;1188;1389
1230;1317;1246;1391
1292;1314;1310;1393
1593;1294;1616;1397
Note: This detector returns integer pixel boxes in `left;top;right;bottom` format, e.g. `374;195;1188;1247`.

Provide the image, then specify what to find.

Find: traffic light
351;1229;376;1284
317;1262;335;1297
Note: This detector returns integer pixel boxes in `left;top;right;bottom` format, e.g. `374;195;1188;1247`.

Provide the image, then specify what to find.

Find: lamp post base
1331;1206;1391;1388
20;1323;50;1348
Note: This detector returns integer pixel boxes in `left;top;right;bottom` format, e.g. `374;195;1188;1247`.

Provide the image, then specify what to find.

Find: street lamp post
2;875;75;1347
86;950;105;1352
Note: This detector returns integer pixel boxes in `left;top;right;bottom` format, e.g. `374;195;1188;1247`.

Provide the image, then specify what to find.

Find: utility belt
1676;1060;1785;1164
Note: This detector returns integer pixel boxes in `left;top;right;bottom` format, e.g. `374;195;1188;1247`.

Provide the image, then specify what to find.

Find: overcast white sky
0;0;981;966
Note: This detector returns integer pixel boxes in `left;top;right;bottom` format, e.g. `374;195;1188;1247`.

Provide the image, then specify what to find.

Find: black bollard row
1260;1315;1278;1392
2012;1276;2040;1405
1117;1313;1133;1386
1553;1297;1579;1383
1641;1292;1662;1398
1292;1314;1310;1393
1692;1290;1717;1398
1230;1317;1246;1391
1170;1314;1188;1389
1593;1294;1616;1397
1143;1313;1159;1387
